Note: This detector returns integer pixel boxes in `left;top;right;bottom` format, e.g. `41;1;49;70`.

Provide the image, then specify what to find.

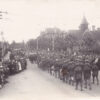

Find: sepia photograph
0;0;100;100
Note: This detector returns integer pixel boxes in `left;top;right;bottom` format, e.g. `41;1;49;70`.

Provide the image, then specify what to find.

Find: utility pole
52;36;54;51
37;38;38;51
1;32;4;58
0;10;8;61
52;28;56;51
0;11;8;19
36;37;39;55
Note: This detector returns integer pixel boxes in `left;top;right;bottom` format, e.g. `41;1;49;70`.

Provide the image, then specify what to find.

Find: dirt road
0;60;100;100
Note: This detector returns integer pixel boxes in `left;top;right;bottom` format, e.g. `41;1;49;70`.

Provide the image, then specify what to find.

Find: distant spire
81;16;88;25
79;16;89;33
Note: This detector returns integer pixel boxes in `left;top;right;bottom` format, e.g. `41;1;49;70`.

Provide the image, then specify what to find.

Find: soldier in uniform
92;63;99;85
83;62;92;90
74;63;83;91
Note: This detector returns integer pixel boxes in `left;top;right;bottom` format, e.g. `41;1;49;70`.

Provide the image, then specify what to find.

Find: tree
27;39;37;51
39;27;66;51
81;31;100;54
10;41;26;51
65;34;79;54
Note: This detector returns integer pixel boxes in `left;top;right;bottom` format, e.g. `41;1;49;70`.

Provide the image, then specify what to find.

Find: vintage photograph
0;0;100;100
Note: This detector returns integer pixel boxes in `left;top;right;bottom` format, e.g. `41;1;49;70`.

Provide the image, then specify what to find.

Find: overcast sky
0;0;100;43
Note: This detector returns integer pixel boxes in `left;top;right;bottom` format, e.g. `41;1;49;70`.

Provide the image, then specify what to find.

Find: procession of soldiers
0;45;100;92
0;49;27;89
29;50;100;91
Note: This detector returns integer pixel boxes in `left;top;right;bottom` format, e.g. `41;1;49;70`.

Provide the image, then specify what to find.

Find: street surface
0;60;100;100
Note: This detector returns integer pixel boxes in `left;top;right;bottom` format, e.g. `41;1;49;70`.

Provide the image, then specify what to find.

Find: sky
0;0;100;43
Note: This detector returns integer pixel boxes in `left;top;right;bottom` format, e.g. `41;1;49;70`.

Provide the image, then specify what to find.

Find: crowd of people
29;51;100;91
0;48;99;91
0;49;27;89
